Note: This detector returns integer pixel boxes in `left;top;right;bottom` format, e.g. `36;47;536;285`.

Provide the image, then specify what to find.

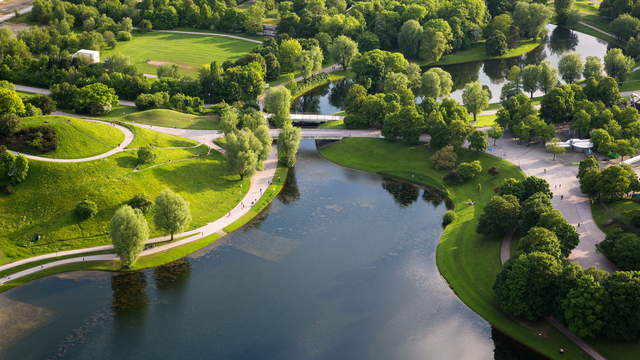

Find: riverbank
319;138;590;359
420;39;543;67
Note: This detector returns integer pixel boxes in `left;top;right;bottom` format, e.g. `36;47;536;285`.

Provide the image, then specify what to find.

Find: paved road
9;117;134;162
153;29;263;44
491;137;617;271
0;4;32;23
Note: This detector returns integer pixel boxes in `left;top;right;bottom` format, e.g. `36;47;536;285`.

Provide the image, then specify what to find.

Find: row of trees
110;189;191;267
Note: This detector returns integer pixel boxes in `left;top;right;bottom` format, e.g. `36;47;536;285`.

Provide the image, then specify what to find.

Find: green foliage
74;83;119;115
0;114;21;137
562;274;609;338
330;35;358;70
599;230;640;270
278;124;301;167
558;52;583;84
442;210;456;226
137;146;157;165
264;87;292;127
110;205;149;268
225;130;260;179
462;81;490;122
602;271;640;340
154;189;191;240
468;130;488;152
494;251;563;320
75;199;98;221
457;160;483;181
604;48;635;82
486;31;508;56
0;87;25;116
517;226;563;259
477;194;521;236
127;193;154;214
431;145;457;170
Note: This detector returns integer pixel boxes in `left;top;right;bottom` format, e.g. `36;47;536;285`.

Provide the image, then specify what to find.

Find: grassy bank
123;109;220;130
319;138;589;359
0;124;248;263
422;40;542;67
17;115;124;158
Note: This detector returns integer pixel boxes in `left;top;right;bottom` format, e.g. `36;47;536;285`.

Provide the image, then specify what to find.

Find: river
292;25;611;114
0;141;542;360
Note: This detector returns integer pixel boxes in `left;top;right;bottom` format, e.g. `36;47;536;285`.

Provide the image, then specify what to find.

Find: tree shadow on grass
150;161;239;195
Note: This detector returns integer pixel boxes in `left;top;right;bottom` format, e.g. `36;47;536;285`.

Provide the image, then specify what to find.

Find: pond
0;141;542;360
291;25;611;114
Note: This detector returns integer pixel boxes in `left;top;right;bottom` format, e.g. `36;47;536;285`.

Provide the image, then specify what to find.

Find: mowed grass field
103;31;258;76
0;124;248;263
320;138;590;359
18;115;123;158
124;109;220;130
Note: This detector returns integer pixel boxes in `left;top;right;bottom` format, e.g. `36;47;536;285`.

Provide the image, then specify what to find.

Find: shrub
457;160;483;181
117;31;132;41
444;169;465;184
75;199;98;221
442;210;456;226
432;145;457;170
0;113;22;136
137;145;157;165
488;166;500;175
25;95;56;115
23;103;42;117
127;193;154;214
19;126;58;152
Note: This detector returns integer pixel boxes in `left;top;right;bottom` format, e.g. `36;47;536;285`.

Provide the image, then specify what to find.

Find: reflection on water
0;141;544;360
294;25;611;115
492;327;547;360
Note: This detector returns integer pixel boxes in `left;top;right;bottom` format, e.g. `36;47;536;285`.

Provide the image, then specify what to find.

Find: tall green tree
264;87;292;127
462;81;490;123
558;52;584;84
477;194;521;236
330;35;358;70
278;123;301;167
154;189;191;241
562;274;610;338
604;48;635;82
0;87;25;116
468;130;488;152
110;205;149;268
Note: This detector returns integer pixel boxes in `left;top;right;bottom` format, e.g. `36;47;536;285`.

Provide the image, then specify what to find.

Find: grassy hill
18;115;124;159
124;109;220;130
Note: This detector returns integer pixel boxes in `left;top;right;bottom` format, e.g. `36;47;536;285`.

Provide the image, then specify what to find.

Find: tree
448;120;472;148
457;160;483;181
0;113;21;136
330;35;358;70
521;64;540;98
462;81;490;123
75;199;98;221
477;195;521;236
226;130;260;179
537;209;580;256
431;145;457;170
611;14;640;41
562;274;609;338
278;123;301;167
74;83;119;115
420;68;453;98
558;52;583;84
154;189;191;241
110;205;149;268
0;87;25;115
486;30;508;56
546;138;566;160
596;164;637;202
494;252;563;320
279;39;303;72
398;20;423;58
584;56;603;79
603;271;640;340
298;46;323;79
264;87;292;127
25;95;56;115
615;139;638;161
136;145;157;165
488;124;504;145
604;48;635;82
127;193;154;214
537;61;559;93
555;0;577;26
571;109;591;137
468;130;488;152
591;128;614;154
599;231;640;270
521;176;553;200
418;27;447;63
0;147;29;185
521;192;553;231
219;106;239;134
517;226;563;259
540;85;576;123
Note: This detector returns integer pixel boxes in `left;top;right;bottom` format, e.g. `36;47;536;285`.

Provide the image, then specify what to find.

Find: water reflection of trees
446;61;483;91
111;271;148;315
491;327;546;360
422;187;446;207
548;27;579;55
522;45;547;66
328;79;353;110
482;57;520;83
154;259;192;290
381;178;420;207
278;167;301;205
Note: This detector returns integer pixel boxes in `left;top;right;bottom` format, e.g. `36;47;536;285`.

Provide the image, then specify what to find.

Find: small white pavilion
72;49;100;63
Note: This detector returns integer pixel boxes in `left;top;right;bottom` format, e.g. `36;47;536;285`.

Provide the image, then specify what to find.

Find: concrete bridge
264;113;344;124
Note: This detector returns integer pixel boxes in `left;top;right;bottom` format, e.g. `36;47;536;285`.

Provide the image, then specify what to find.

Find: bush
25;95;56;115
137;145;157;165
75;199;98;221
444;169;465;184
488;166;500;175
0;113;22;136
457;160;483;181
127;193;154;214
442;210;456;226
117;31;132;41
599;230;640;270
23;103;42;117
432;145;457;170
18;126;58;152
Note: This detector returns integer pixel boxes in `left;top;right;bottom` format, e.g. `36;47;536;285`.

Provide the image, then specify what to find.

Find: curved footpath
152;29;263;44
9;118;135;162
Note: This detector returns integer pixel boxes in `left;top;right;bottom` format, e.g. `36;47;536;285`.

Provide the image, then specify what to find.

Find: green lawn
422;39;543;67
0;124;248;263
319;138;590;360
318;120;345;129
124;109;220;130
17;115;124;158
575;0;600;14
570;22;620;45
592;200;640;236
124;123;195;149
103;31;258;77
474;114;497;128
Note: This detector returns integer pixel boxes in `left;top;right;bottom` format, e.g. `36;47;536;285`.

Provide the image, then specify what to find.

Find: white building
547;138;593;154
72;49;100;63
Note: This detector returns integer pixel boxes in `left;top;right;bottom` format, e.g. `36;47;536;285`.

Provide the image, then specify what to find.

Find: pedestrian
561;194;564;200
578;222;581;228
544;168;546;173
